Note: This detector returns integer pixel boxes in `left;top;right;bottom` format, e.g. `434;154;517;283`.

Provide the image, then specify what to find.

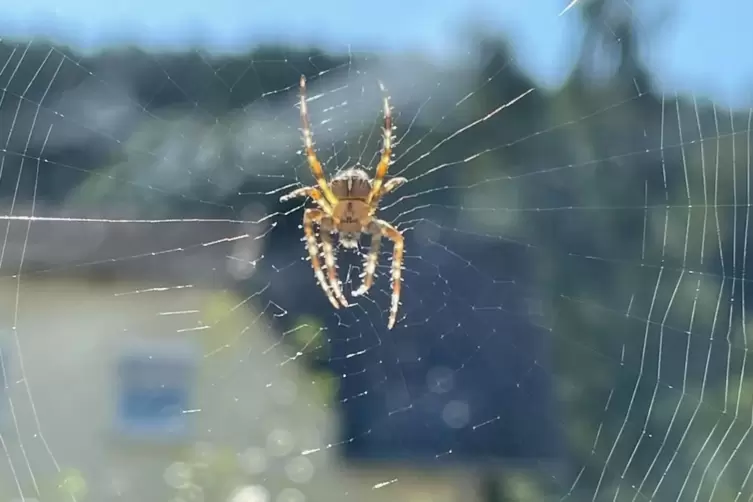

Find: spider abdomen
330;168;372;199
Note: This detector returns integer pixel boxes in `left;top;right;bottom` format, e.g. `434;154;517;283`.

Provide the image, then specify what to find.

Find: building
0;203;479;501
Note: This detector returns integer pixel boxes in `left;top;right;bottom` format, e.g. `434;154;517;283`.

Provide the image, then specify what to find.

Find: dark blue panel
330;241;562;465
115;351;196;441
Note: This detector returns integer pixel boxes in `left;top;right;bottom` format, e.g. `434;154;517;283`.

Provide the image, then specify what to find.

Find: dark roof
0;203;249;285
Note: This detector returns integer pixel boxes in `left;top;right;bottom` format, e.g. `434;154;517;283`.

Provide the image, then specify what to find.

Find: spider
280;75;407;329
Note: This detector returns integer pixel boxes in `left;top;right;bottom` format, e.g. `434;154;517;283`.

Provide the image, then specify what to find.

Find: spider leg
352;222;382;298
299;75;338;206
319;219;350;308
370;176;407;208
280;186;333;212
381;177;406;196
303;208;340;309
373;218;404;330
280;186;315;202
366;81;392;205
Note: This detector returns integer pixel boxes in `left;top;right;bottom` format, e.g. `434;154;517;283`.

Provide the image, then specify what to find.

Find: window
114;341;197;442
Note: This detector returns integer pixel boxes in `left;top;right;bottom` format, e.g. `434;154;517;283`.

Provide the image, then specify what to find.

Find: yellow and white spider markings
280;74;406;330
358;220;404;331
365;80;392;206
298;75;338;208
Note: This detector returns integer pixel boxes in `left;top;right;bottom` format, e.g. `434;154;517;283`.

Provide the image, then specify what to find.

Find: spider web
0;6;751;502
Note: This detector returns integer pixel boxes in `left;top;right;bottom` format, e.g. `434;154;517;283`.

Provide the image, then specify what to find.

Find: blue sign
115;346;197;442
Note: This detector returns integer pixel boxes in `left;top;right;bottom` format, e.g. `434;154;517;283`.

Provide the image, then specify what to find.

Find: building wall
0;277;478;502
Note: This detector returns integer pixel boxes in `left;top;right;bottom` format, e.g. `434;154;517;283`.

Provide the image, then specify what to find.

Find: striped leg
353;223;382;298
366;81;393;205
280;186;332;212
299;75;338;205
303;208;340;309
370;176;407;208
374;219;404;330
320;221;350;308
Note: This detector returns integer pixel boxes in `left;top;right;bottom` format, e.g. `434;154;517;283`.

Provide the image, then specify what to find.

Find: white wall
0;277;477;502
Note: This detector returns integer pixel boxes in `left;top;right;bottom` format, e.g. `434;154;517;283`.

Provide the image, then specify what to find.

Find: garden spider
280;75;407;329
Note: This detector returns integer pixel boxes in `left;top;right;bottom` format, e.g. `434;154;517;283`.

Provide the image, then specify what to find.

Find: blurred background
0;0;751;500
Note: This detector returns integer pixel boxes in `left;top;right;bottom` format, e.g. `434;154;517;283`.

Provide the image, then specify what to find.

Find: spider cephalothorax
280;75;407;329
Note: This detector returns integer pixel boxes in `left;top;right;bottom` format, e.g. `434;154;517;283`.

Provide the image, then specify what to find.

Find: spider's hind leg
380;177;406;197
280;186;333;213
366;81;393;205
299;75;338;205
280;186;312;202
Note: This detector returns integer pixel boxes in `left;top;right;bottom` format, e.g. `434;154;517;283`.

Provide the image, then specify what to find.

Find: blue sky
2;0;751;107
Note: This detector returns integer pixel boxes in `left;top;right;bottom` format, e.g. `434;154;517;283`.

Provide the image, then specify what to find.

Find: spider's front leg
319;219;350;308
303;208;340;309
378;219;404;330
353;222;382;298
354;219;404;330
